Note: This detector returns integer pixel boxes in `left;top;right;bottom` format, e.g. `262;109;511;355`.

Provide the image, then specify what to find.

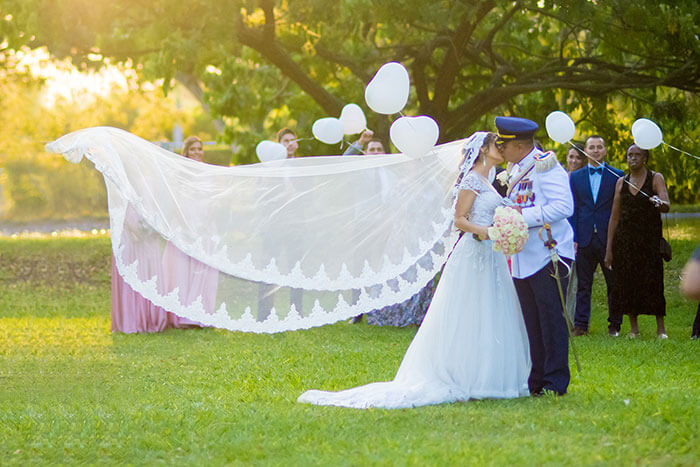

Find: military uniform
497;117;575;396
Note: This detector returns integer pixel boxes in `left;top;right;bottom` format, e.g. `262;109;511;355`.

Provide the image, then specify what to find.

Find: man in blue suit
569;135;624;336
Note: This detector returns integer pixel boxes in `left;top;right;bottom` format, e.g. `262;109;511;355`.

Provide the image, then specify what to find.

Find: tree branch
480;1;519;67
314;43;373;82
260;0;276;40
235;13;344;116
432;1;495;113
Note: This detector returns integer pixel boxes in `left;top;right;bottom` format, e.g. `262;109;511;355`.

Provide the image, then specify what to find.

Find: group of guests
113;128;690;338
565;136;672;338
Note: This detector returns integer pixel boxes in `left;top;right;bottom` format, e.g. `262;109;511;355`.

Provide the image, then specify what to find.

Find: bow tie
589;166;603;175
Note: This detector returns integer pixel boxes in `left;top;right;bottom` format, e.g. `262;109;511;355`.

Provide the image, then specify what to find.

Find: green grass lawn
1;222;699;465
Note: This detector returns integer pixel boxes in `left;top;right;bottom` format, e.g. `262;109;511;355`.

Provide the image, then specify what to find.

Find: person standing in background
680;245;700;339
605;144;670;338
569;135;624;337
182;136;204;162
344;130;434;326
259;127;303;314
344;129;386;155
278;128;299;158
563;143;586;324
566;144;587;174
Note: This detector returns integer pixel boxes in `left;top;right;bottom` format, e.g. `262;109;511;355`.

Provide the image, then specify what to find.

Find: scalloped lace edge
113;228;460;334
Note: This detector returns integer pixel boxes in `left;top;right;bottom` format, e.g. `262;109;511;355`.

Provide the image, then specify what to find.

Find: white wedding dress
298;171;531;408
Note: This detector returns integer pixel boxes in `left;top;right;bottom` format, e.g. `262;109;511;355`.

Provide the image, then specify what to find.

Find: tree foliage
1;0;699;200
0;50;219;220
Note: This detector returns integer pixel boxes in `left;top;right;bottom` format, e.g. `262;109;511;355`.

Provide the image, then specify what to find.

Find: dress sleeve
456;172;482;194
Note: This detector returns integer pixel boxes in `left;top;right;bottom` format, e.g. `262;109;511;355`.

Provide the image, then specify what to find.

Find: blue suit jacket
569;164;624;248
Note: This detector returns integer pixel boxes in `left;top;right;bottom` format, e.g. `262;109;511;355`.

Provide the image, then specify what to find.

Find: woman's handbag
660;237;672;262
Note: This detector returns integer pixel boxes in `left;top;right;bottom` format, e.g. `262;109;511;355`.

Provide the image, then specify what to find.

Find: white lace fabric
46;127;469;333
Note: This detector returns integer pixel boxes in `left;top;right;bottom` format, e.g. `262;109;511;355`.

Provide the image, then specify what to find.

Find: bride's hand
477;226;490;240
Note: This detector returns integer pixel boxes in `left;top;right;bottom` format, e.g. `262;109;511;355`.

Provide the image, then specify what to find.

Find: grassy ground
669;203;700;213
1;222;699;465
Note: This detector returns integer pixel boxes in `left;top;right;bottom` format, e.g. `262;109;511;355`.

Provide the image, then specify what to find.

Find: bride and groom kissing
299;117;575;409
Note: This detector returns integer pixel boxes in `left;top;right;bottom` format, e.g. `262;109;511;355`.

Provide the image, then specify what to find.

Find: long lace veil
47;127;479;333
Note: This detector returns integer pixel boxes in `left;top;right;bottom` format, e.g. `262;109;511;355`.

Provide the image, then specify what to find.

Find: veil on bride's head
458;132;497;181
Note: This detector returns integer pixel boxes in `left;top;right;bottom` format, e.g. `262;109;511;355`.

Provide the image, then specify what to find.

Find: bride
298;132;531;409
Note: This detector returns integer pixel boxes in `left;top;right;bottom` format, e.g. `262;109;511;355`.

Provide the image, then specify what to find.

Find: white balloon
631;118;663;150
545;111;576;144
339;104;367;135
390;116;440;158
255;141;287;162
631;118;645;135
364;62;410;115
312;117;345;144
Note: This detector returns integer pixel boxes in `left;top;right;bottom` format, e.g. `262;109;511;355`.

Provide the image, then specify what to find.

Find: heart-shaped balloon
389;116;440;158
255;140;287;162
312;117;345;144
339;104;367;135
364;62;410;115
631;118;663;150
545;111;576;144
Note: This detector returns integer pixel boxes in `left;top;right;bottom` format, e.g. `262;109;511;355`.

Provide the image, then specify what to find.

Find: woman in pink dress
162;136;219;327
111;136;218;332
111;204;171;333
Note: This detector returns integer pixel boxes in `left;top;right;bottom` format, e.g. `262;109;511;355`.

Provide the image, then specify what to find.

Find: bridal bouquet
487;206;529;256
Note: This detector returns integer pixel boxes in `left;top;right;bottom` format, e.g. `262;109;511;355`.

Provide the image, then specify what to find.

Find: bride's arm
454;189;489;238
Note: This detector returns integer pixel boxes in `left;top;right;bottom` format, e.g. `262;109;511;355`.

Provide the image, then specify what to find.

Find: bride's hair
455;132;497;186
477;132;497;162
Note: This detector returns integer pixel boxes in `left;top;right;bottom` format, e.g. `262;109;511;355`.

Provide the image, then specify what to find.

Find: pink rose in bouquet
487;206;529;256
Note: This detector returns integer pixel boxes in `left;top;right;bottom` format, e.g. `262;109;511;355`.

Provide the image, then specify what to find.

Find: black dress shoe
542;389;566;396
349;314;363;324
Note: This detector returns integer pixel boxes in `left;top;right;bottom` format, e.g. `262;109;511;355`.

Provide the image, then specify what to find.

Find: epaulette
534;151;557;173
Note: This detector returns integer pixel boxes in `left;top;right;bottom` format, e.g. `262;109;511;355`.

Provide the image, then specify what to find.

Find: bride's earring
482;151;487;166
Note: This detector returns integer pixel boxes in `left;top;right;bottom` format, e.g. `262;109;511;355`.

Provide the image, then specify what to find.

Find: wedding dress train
298;172;531;408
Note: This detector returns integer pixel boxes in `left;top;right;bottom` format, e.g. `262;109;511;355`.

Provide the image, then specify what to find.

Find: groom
496;116;575;396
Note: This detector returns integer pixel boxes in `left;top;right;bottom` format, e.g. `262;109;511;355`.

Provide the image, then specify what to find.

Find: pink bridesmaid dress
111;256;170;333
162;242;219;327
110;206;217;333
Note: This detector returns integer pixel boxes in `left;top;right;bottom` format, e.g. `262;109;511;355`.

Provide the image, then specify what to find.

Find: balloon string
664;142;700;160
568;141;654;200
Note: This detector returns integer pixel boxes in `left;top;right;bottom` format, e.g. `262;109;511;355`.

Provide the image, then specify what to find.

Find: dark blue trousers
514;259;571;395
574;233;621;332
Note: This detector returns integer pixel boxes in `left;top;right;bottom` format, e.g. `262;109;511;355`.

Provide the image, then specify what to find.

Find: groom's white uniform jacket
507;148;575;279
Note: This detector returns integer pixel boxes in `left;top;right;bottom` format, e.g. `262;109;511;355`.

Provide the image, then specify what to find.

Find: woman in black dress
604;144;670;338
